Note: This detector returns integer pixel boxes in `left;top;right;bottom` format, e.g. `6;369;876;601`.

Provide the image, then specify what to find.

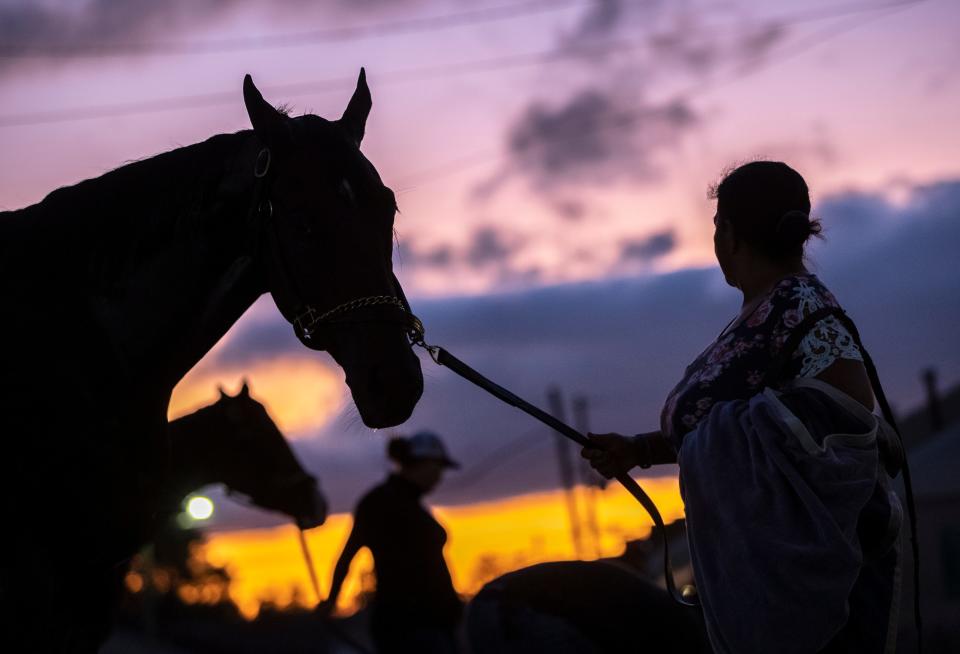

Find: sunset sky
3;0;959;614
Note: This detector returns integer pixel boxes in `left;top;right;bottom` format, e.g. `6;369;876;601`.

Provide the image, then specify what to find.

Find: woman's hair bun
387;436;411;464
775;209;819;249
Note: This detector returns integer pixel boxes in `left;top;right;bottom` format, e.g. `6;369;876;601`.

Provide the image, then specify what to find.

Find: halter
292;295;422;342
250;146;424;347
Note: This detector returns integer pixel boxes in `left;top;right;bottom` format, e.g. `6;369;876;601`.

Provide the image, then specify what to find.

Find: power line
0;37;649;128
444;427;548;493
394;0;930;191
0;0;599;58
0;0;926;129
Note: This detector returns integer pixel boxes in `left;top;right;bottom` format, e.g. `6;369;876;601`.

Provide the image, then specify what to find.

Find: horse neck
8;131;269;395
164;406;232;500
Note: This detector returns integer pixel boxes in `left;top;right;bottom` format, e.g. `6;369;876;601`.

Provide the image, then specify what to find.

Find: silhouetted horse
0;71;422;652
467;560;709;654
102;383;326;636
161;382;327;532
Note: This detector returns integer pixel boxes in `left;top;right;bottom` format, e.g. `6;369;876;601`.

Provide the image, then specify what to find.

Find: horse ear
243;74;288;147
218;385;229;400
240;379;250;397
339;68;371;147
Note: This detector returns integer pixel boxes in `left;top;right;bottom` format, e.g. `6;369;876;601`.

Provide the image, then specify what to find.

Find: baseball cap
408;430;460;469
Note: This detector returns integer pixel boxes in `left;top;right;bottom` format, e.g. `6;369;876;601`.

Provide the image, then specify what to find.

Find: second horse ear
339;68;371;147
243;74;290;149
240;379;250;397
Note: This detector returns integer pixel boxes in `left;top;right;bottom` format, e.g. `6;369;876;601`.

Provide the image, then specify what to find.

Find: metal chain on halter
294;295;411;338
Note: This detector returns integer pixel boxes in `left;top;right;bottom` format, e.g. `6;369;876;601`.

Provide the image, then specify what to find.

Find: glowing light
124;572;144;593
186;495;215;520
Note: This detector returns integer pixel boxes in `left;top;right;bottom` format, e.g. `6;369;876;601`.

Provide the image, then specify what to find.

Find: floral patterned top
660;273;863;448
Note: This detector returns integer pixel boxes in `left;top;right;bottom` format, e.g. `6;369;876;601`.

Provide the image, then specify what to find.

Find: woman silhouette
320;431;462;653
582;161;904;653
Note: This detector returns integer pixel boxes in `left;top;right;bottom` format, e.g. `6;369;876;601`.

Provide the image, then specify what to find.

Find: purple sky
2;0;958;528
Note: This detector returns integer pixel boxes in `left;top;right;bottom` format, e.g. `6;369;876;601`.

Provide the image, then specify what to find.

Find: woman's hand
581;433;638;479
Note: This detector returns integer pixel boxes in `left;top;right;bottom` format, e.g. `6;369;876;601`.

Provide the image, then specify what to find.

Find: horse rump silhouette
0;70;420;652
467;560;709;654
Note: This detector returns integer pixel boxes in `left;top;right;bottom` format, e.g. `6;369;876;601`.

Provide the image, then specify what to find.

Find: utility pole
547;386;584;559
573;395;604;559
922;368;944;433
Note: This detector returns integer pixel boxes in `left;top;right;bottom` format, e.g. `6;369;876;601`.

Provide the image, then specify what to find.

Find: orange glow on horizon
203;476;683;619
169;356;346;436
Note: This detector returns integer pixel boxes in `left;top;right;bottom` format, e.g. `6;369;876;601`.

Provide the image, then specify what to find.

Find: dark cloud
648;26;719;75
483;3;798;201
552;199;588;221
0;0;242;57
466;226;516;267
204;178;960;522
559;0;788;74
619;229;676;262
562;0;631;45
646;18;787;76
736;22;787;65
397;240;454;270
560;0;663;60
0;0;419;72
504;89;697;188
395;225;524;276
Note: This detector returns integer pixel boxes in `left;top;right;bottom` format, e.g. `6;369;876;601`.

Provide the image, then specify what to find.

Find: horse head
202;383;327;529
243;70;422;429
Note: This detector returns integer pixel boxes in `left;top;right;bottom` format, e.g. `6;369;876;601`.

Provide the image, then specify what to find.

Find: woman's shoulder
768;273;842;314
781;272;837;298
356;478;393;512
737;274;845;343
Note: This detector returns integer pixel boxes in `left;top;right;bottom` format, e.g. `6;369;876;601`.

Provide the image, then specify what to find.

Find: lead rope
298;529;322;604
407;330;697;607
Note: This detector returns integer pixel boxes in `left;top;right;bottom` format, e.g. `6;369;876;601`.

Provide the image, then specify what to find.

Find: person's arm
814;357;875;410
316;517;365;615
580;430;676;478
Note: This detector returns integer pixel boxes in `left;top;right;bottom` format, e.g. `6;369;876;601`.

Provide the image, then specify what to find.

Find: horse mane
0;130;256;292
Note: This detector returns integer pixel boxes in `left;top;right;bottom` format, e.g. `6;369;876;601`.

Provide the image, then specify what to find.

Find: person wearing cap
318;431;462;653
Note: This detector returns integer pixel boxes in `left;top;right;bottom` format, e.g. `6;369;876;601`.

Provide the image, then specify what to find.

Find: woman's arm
580;430;677;478
317;522;364;614
815;358;875;410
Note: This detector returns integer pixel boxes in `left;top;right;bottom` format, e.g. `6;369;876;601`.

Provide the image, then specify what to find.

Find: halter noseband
292;294;424;343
